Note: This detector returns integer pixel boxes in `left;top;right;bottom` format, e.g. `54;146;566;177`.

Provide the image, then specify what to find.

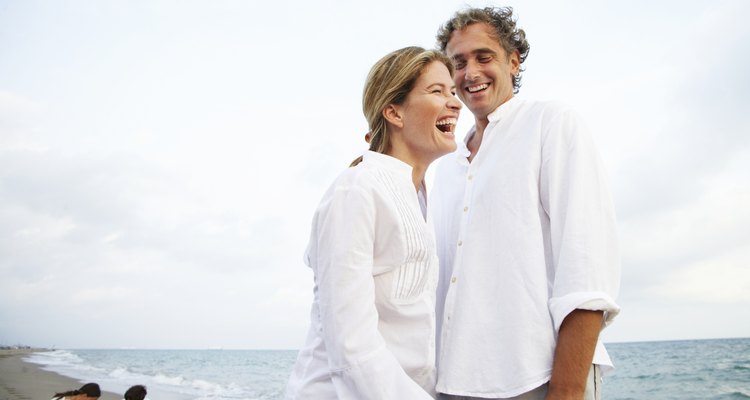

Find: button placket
444;167;475;332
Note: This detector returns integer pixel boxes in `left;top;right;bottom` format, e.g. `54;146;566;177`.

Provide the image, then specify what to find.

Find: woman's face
391;60;462;164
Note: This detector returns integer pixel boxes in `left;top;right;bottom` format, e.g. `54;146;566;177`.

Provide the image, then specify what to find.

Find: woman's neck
410;164;427;192
385;149;429;192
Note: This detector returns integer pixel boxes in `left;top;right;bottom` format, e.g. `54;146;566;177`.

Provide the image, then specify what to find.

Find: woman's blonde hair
350;46;453;166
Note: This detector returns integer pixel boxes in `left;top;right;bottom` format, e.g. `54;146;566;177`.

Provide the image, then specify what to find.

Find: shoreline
0;349;120;400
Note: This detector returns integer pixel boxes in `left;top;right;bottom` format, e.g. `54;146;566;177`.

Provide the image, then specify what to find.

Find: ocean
24;338;750;400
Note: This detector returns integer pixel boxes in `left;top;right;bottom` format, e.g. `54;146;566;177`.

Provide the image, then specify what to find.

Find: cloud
658;247;750;303
0;91;47;153
2;0;749;348
616;147;750;311
0;90;41;114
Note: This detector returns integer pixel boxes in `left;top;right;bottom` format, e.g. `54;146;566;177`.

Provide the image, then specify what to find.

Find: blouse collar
362;150;413;178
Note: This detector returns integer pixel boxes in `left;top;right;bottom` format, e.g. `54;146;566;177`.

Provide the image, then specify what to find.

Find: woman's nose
448;96;463;110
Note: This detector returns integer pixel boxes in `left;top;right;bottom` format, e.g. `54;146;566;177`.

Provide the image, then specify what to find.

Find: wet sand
0;349;120;400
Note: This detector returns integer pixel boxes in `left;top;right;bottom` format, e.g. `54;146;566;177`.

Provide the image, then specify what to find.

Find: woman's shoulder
317;162;381;202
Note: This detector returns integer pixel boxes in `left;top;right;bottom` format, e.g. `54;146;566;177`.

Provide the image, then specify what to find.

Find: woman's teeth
436;118;457;133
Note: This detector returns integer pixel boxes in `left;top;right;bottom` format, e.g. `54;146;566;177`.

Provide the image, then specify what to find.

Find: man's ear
383;104;404;128
509;49;521;76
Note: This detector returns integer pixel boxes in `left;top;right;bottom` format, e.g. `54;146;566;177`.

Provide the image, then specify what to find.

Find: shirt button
457;240;463;246
463;206;469;212
467;174;473;180
451;277;457;283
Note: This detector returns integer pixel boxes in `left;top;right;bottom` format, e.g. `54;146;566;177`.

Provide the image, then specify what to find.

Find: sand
0;349;121;400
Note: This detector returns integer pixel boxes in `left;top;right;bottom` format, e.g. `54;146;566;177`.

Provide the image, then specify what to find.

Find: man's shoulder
512;99;588;138
517;98;577;119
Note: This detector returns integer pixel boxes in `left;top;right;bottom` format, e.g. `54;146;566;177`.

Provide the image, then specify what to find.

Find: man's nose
464;61;480;81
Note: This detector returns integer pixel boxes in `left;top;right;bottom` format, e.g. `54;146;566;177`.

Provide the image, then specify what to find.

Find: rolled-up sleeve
312;184;434;399
540;108;621;332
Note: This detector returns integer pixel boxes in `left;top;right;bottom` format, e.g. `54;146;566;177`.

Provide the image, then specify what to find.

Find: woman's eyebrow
425;83;457;92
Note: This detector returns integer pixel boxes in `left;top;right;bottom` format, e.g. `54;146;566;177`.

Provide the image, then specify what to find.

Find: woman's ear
383;104;404;128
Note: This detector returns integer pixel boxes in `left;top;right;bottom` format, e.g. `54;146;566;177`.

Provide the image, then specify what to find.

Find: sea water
25;349;297;400
25;338;750;400
602;338;750;399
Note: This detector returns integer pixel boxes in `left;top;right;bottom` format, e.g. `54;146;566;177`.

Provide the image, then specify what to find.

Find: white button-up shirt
432;97;621;398
286;151;438;399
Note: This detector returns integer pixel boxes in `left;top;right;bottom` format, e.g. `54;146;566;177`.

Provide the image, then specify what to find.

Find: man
431;7;621;400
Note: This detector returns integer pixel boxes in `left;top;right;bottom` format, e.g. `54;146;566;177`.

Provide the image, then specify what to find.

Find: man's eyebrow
472;48;498;56
451;48;497;60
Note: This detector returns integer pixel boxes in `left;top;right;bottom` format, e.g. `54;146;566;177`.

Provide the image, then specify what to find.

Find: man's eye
478;56;492;63
454;61;466;69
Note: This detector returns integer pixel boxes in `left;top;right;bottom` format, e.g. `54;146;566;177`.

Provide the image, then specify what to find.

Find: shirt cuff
329;346;435;399
549;291;621;333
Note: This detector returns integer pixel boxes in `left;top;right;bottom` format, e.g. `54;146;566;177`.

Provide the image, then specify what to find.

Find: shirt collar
452;96;523;165
487;95;522;123
453;130;472;164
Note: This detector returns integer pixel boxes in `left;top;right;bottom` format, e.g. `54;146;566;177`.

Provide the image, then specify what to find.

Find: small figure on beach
285;46;461;399
123;384;147;400
52;382;101;399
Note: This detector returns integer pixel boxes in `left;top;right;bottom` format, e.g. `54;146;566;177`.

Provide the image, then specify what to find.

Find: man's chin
466;104;491;119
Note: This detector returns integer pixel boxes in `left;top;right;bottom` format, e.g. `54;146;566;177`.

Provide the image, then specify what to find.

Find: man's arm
546;309;603;400
541;106;620;399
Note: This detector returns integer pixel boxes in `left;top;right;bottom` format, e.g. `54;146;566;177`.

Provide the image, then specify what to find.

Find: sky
1;0;748;350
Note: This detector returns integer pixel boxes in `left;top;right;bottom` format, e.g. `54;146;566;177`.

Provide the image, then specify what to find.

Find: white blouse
432;97;621;398
286;151;438;399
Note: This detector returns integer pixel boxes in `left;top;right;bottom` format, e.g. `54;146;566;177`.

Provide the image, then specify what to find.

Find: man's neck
475;116;490;138
467;116;489;163
468;96;514;162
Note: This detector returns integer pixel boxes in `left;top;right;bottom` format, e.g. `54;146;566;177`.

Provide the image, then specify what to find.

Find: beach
0;349;120;400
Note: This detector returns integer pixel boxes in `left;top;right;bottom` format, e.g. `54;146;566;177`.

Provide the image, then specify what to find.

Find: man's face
446;22;520;121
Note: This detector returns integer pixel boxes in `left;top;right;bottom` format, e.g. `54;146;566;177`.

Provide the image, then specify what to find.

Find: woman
285;46;461;399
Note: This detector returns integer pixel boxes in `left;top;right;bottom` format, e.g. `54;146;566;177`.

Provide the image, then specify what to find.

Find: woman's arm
312;184;434;399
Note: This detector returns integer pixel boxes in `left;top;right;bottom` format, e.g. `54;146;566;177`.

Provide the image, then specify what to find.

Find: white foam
21;349;293;400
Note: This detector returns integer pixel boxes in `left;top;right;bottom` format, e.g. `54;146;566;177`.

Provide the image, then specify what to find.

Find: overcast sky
1;0;748;350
